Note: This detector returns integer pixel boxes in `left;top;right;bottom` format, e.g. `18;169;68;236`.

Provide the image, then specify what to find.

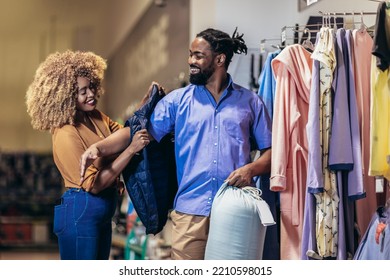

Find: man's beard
189;65;214;85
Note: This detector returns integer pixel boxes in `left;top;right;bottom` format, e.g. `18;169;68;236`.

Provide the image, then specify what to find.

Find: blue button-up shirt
149;76;272;216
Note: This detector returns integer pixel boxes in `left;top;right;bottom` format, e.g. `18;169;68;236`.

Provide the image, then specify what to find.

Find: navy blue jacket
122;85;177;235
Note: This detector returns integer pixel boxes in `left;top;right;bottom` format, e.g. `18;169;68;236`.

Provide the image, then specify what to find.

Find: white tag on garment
375;177;384;193
255;200;276;226
307;0;318;6
281;27;286;45
260;41;266;54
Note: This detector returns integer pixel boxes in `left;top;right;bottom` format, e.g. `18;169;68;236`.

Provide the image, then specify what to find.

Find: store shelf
0;216;55;248
0;152;63;250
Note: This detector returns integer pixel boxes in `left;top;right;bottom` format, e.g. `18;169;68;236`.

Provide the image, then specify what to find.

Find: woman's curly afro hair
26;50;107;132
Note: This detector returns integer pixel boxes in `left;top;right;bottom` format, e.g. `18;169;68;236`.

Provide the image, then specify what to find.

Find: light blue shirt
149;76;272;216
257;50;280;119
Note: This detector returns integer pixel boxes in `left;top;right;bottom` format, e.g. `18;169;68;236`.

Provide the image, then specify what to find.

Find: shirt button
212;178;216;181
213;160;217;164
214;143;217;146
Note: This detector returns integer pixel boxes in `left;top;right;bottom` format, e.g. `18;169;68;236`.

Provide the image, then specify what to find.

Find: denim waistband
65;187;84;192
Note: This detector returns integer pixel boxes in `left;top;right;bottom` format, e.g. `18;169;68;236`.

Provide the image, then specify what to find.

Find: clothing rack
260;9;377;54
318;10;377;32
318;11;377;16
260;38;294;52
280;24;322;47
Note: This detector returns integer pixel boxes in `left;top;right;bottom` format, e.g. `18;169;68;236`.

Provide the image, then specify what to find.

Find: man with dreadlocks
80;28;272;260
155;27;273;260
26;50;151;259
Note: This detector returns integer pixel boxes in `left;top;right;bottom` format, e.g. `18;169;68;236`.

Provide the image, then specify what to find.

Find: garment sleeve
149;91;178;142
306;60;324;193
328;31;354;170
269;65;294;191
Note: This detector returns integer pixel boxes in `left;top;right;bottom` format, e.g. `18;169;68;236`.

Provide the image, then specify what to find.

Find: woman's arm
80;129;150;193
79;126;131;181
80;81;165;191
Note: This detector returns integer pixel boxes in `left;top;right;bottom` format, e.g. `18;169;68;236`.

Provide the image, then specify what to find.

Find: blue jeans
53;187;118;260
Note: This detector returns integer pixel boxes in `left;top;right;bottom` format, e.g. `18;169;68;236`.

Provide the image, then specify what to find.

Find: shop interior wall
102;0;190;123
191;0;379;89
0;0;153;153
0;0;381;153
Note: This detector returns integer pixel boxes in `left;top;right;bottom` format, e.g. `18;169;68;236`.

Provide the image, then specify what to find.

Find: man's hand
136;81;166;111
225;165;253;188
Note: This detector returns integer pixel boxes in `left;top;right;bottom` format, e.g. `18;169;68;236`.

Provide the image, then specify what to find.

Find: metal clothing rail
318;11;377;16
261;9;378;53
278;24;323;47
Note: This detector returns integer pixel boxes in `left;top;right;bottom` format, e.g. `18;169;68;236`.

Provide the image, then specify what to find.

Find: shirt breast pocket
223;111;250;143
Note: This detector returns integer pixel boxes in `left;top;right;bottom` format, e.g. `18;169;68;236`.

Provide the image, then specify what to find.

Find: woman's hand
79;144;100;184
128;129;150;154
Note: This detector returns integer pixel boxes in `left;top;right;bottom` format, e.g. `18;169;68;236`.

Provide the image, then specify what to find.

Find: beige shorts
170;210;210;260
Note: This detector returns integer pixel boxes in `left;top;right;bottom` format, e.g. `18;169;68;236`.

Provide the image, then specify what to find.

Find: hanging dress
329;28;365;259
303;27;338;259
313;27;339;258
271;44;312;259
352;28;377;241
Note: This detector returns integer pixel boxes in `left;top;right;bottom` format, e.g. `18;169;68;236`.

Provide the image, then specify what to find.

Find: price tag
255;200;276;226
375;176;384;193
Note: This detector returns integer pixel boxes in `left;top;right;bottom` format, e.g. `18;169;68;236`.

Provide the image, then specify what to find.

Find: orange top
52;109;122;190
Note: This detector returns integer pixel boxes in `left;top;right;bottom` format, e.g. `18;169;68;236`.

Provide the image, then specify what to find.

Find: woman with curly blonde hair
26;50;150;260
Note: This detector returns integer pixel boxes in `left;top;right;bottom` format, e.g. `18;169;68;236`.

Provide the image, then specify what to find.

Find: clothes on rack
369;1;390;181
309;26;339;259
256;3;390;259
256;49;281;260
257;50;280;119
304;27;366;260
270;44;313;260
352;28;376;242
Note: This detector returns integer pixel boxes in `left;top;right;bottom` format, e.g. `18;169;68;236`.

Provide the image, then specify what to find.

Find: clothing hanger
301;28;315;51
260;38;291;52
359;11;367;33
332;13;338;31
